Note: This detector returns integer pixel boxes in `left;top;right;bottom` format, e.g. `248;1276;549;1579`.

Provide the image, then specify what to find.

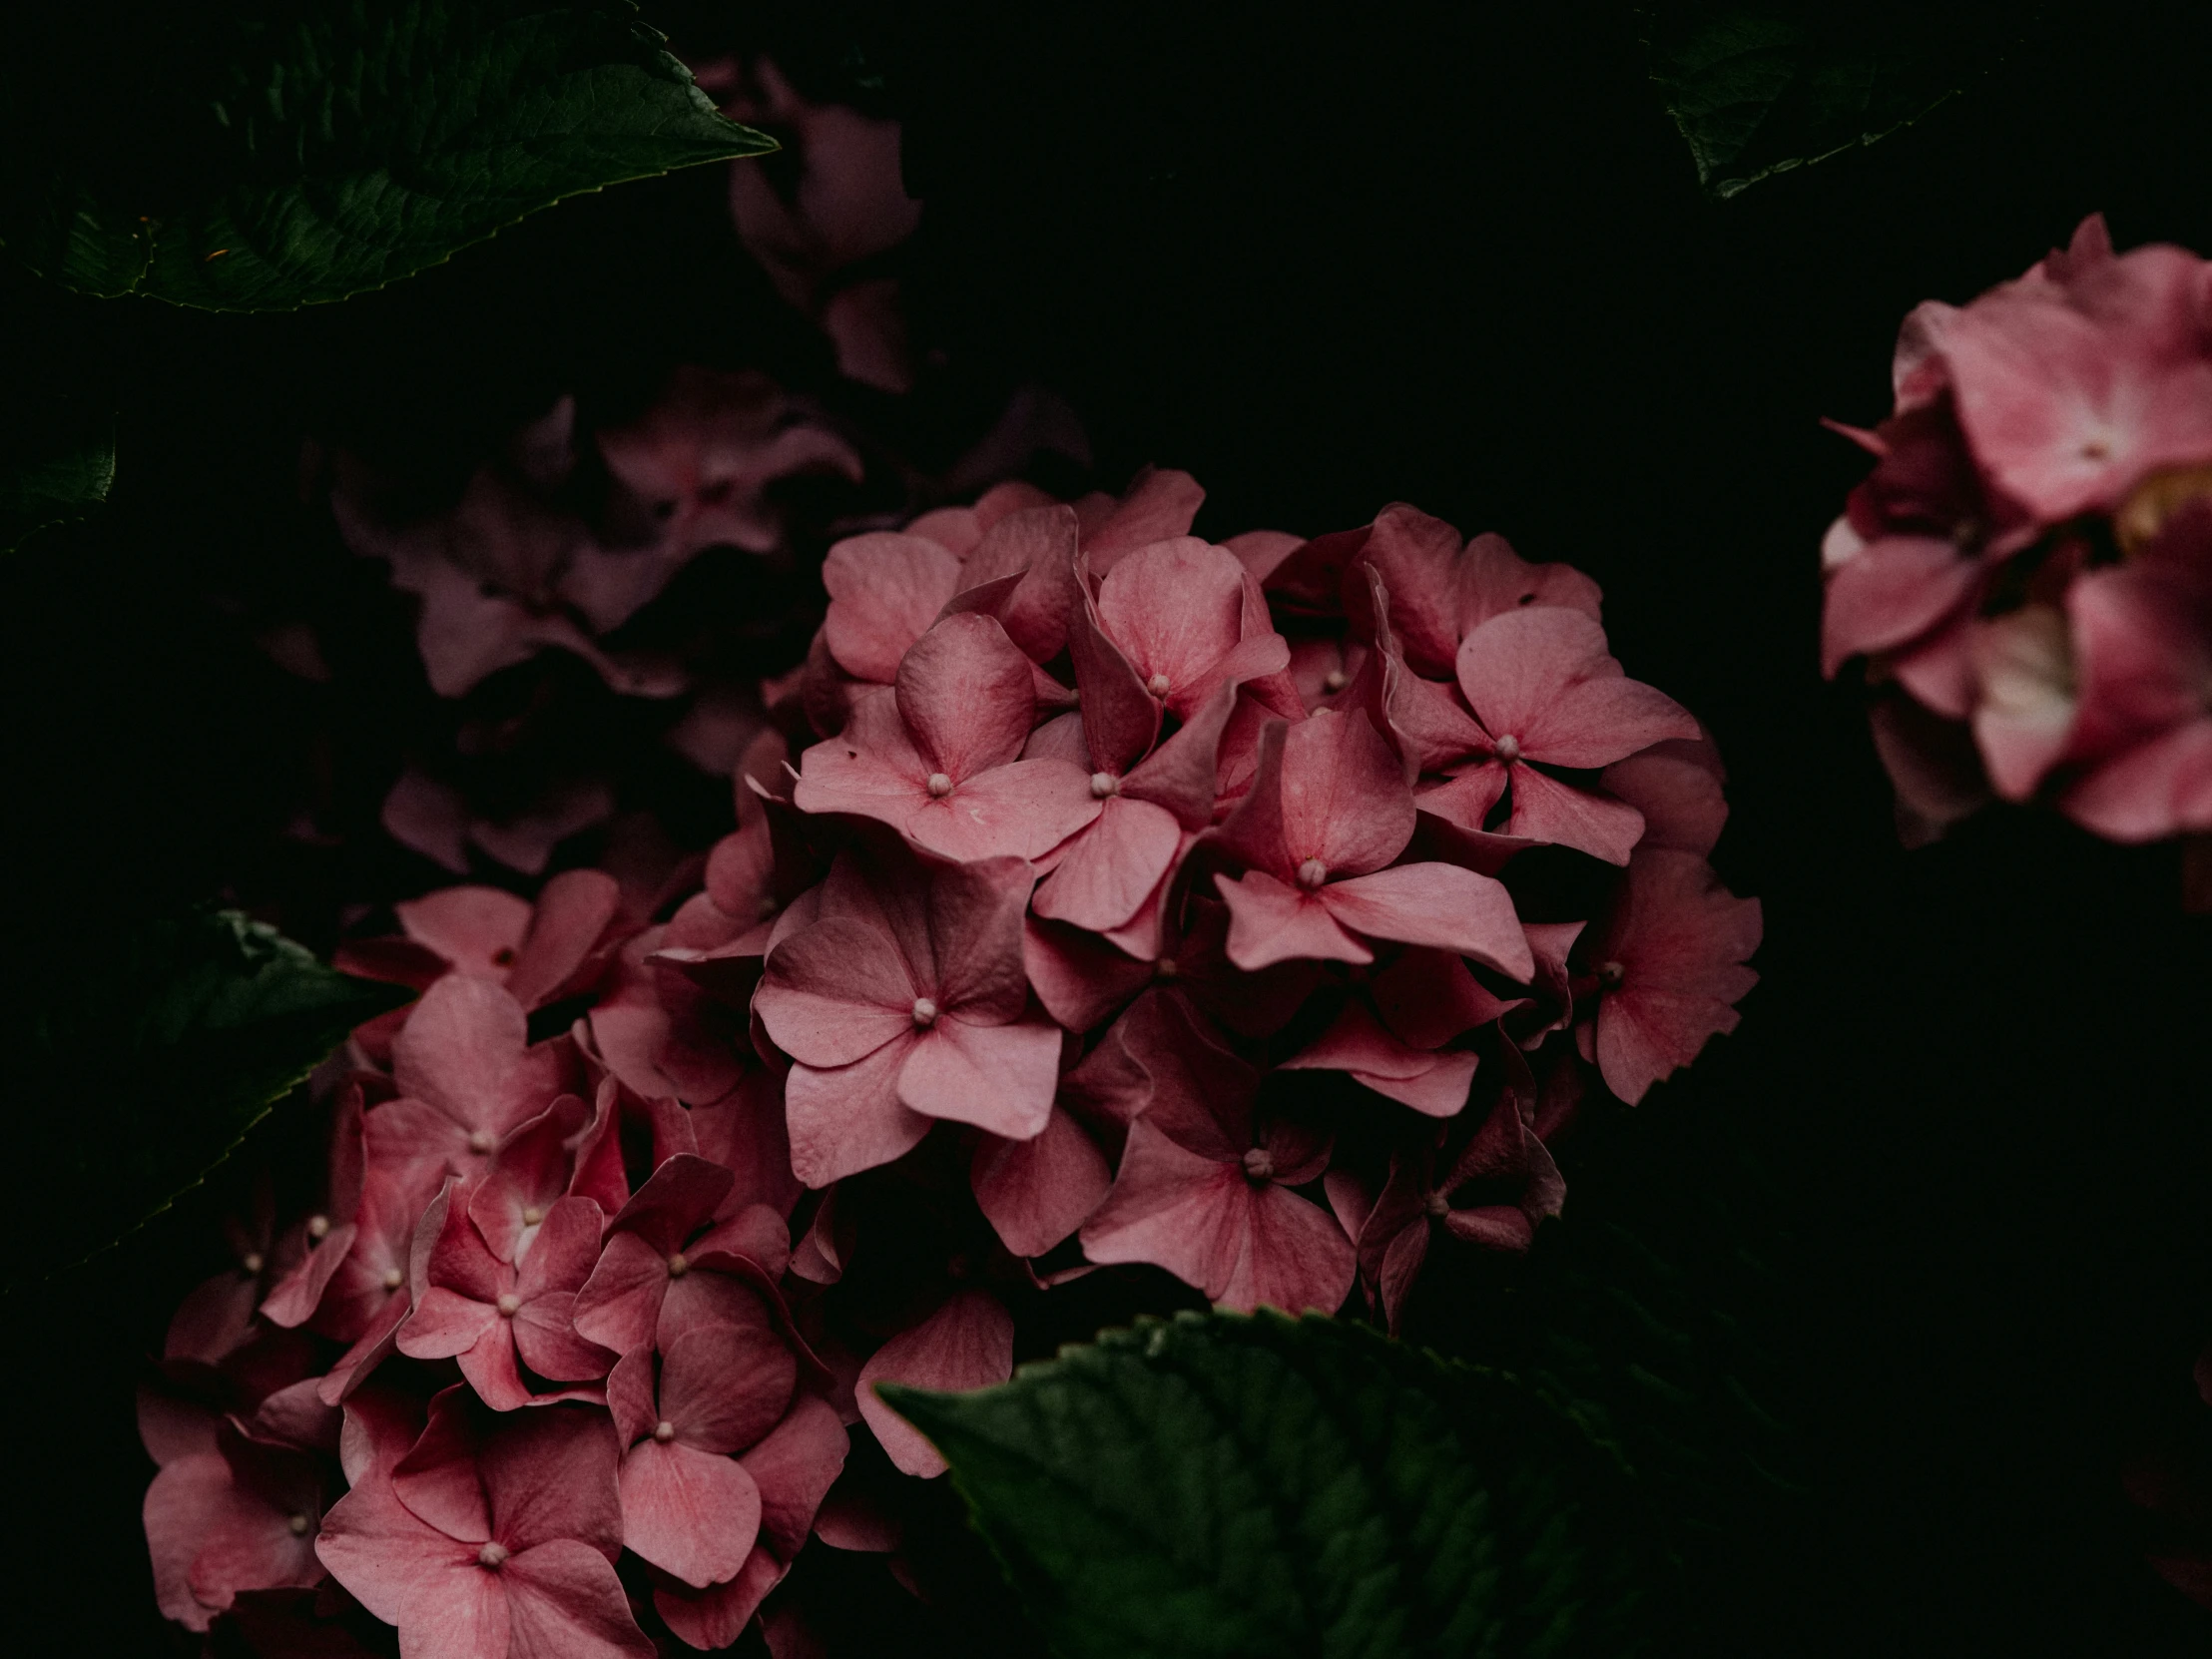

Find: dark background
8;2;2212;1653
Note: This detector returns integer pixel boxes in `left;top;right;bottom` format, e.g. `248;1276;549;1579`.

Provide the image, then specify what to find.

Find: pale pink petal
1499;764;1648;865
894;613;1037;778
1032;796;1183;931
1214;868;1373;970
397;886;532;980
898;1017;1061;1139
905;758;1101;862
755;918;917;1067
856;1291;1015;1477
1318;863;1532;979
785;1042;932;1188
619;1439;764;1588
972;1107;1113;1257
821;533;963;682
502;1538;655;1659
1819;535;1982;675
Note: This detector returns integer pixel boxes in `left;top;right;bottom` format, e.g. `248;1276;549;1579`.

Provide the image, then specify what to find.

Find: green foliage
0;405;115;553
879;1311;1673;1659
2;908;406;1287
0;0;775;310
1639;2;2019;199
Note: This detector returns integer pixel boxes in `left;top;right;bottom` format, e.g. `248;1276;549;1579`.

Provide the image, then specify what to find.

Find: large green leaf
0;0;775;309
879;1311;1672;1659
0;406;115;553
3;908;406;1286
1638;3;2016;199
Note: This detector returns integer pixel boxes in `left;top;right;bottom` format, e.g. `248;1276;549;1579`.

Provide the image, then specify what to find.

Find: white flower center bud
241;1253;265;1276
381;1267;404;1292
1146;672;1172;698
1425;1191;1452;1218
306;1214;330;1241
925;772;954;798
477;1542;510;1570
1241;1147;1276;1183
521;1205;545;1227
468;1129;495;1155
667;1253;689;1279
495;1293;521;1318
1491;734;1521;763
1089;771;1119;799
911;996;939;1028
1597;959;1626;989
1153;956;1179;980
1296;857;1329;890
1322;668;1349;693
654;1420;677;1443
287;1513;312;1536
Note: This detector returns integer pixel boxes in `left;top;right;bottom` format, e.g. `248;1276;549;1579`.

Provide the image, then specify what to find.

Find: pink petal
572;1230;676;1357
1819;535;1981;676
1216;709;1413;880
1456;609;1698;768
1372;947;1519;1047
1222;1183;1358;1316
399;1286;501;1362
619;1438;764;1587
1279;1001;1479;1117
1590;850;1762;1105
756;917;919;1068
1033;796;1183;932
743;1395;849;1559
1095;538;1247;719
1601;742;1729;857
905;758;1102;862
973;1107;1113;1257
2061;718;2212;840
512;1294;618;1383
661;1325;800;1455
654;1548;786;1651
314;1471;477;1629
856;1291;1015;1478
397;886;532;980
925;853;1037;1020
1083;467;1205;573
502;1537;656;1658
1414;762;1511;836
898;1017;1061;1139
785;1042;932;1188
470;1096;589;1264
1022;915;1155;1031
1499;764;1648;865
1215;868;1373;970
894;613;1037;779
821;533;962;683
145;1454;238;1629
1455;529;1604;634
482;1404;626;1558
506;869;624;1010
1318;863;1533;979
390;977;536;1139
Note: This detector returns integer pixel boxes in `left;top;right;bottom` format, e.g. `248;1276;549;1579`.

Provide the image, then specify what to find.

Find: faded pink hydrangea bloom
1822;215;2212;868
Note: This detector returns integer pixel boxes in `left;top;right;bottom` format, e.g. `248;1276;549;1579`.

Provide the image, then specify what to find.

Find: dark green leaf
2;907;407;1287
0;1;776;309
879;1311;1672;1659
0;406;115;553
1638;3;2022;199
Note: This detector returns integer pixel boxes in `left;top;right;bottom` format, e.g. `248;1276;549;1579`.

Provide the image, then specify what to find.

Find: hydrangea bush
142;469;1759;1653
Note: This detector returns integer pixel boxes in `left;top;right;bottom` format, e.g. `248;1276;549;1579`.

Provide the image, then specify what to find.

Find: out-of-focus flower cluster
147;472;1757;1653
1823;215;2212;857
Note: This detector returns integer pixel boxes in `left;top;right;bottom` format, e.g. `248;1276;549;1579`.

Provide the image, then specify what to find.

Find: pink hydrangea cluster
144;471;1759;1653
1823;214;2212;851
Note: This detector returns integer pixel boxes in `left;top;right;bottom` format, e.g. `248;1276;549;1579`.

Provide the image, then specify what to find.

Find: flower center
1089;771;1119;799
478;1542;510;1570
1424;1191;1452;1218
521;1205;545;1227
1597;959;1626;989
654;1420;677;1443
492;946;517;967
1146;672;1172;698
1296;857;1329;890
241;1252;265;1276
288;1513;312;1536
1153;956;1179;980
925;772;954;798
381;1267;404;1292
911;996;939;1028
667;1253;689;1280
468;1128;496;1155
1491;733;1521;763
1322;667;1349;694
1241;1147;1276;1183
306;1214;329;1241
495;1293;521;1318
